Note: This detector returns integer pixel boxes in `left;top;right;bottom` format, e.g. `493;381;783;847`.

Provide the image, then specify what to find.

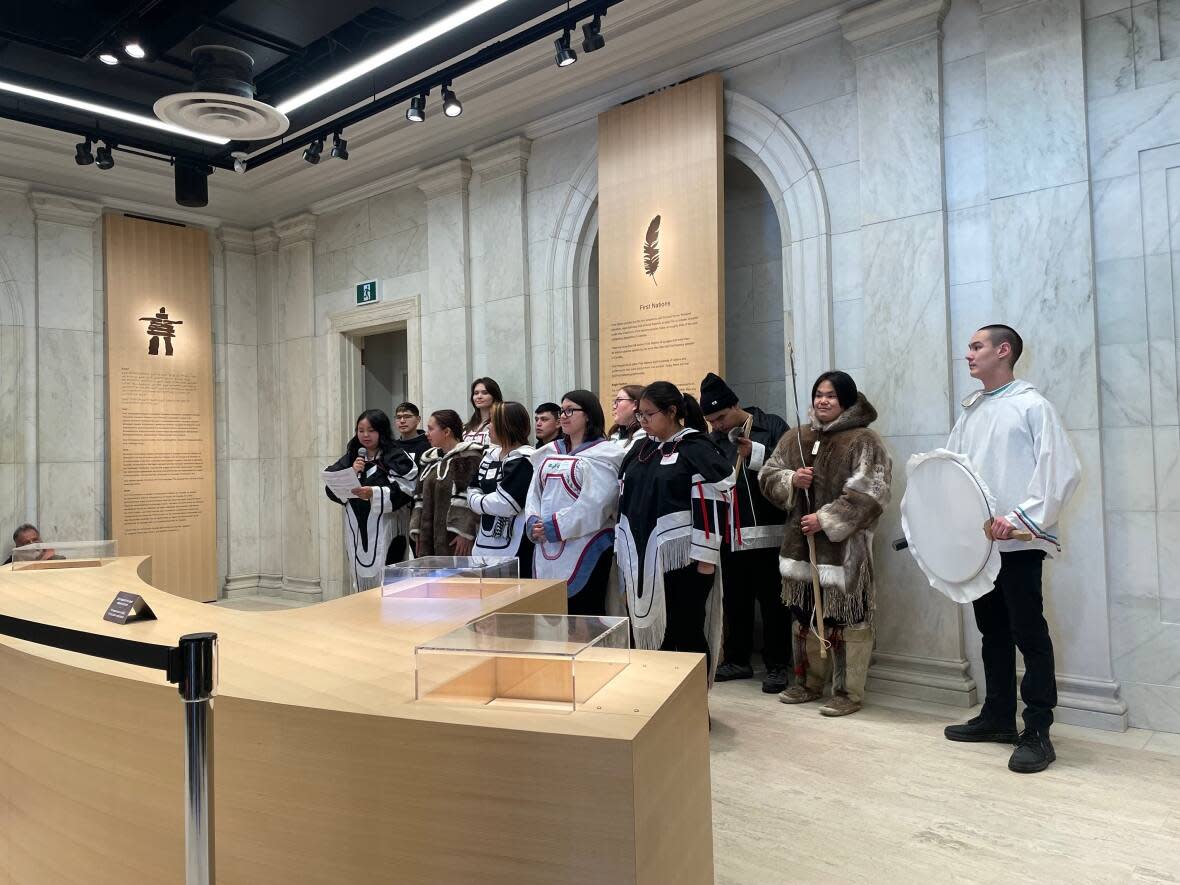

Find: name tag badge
660;451;680;466
811;441;821;456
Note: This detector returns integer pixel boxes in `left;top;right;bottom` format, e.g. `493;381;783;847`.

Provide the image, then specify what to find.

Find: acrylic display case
382;555;520;599
9;540;118;571
415;613;630;712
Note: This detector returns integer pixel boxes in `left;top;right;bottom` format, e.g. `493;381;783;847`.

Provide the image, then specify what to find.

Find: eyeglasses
612;397;635;406
558;407;584;417
636;409;661;422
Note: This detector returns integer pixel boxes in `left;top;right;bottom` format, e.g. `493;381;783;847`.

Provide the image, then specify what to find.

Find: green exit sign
356;279;380;305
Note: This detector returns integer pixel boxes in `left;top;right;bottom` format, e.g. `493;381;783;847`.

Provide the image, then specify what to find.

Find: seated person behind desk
3;523;58;565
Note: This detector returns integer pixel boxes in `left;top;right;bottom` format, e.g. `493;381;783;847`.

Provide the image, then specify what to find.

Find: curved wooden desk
0;557;711;884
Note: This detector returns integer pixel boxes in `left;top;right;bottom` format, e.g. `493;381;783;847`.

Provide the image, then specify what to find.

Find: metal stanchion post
177;632;218;885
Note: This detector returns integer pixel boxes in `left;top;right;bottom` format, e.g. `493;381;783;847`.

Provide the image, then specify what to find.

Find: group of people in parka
326;323;1080;774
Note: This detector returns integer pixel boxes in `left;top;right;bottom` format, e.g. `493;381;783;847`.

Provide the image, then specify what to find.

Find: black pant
660;565;714;668
972;550;1056;732
568;551;612;615
720;545;790;671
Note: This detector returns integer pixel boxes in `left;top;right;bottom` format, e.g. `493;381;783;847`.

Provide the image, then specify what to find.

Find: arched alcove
542;90;833;413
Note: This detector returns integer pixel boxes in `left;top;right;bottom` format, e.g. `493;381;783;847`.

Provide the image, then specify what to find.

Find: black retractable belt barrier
0;613;218;885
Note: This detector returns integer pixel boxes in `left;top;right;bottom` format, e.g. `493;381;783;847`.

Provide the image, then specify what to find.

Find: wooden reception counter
0;557;712;885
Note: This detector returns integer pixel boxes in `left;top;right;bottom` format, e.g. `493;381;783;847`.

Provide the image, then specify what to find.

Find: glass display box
415;613;630;712
383;556;520;599
9;540;118;571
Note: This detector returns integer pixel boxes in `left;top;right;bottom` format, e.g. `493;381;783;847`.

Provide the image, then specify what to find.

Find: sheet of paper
322;468;361;500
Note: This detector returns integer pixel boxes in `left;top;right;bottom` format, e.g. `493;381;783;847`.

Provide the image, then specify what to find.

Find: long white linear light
275;0;513;114
0;79;230;145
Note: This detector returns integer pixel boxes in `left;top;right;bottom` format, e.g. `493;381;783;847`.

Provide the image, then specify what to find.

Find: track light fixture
231;151;248;174
554;28;577;67
95;141;114;170
98;51;119;66
581;13;605;53
303;137;324;165
330;131;348;161
442;83;462;118
406;93;427;123
74;137;94;166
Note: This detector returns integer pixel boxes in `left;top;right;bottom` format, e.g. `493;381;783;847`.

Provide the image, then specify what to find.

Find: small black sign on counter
103;592;157;624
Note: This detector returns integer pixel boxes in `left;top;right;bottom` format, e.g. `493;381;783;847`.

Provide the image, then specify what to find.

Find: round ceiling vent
154;45;289;140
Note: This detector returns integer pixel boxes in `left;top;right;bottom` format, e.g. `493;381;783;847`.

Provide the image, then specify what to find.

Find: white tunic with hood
946;379;1081;557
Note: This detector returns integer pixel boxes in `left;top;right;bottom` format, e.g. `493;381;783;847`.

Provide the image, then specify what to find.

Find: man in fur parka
759;370;891;716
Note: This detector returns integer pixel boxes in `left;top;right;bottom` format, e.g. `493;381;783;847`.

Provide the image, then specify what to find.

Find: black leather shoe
714;661;754;681
944;715;1019;743
1008;729;1056;773
761;667;788;694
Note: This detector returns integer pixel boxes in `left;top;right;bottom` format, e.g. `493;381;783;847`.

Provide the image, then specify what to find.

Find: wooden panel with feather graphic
597;74;724;404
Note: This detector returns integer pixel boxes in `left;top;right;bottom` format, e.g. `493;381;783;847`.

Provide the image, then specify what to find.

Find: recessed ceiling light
98;52;119;66
275;0;512;114
0;79;229;145
124;41;146;60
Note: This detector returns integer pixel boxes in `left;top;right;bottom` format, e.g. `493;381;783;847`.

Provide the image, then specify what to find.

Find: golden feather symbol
643;215;660;285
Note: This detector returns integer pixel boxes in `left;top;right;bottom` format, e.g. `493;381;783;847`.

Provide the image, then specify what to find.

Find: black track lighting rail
236;0;619;172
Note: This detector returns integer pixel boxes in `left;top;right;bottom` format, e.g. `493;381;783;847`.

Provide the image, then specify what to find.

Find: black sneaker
944;715;1019;743
714;661;754;681
761;667;788;694
1008;729;1056;773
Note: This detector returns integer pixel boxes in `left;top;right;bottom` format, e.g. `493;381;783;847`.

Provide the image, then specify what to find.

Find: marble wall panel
525;121;594;194
36;222;94;331
314;201;369;256
1099;342;1153;426
474;175;527;305
38;328;93;457
1103;425;1158;508
1085;7;1136;99
281;336;317;459
368;186;427;238
278;242;316;341
482;295;530;403
819;162;860;235
945;0;987;62
420;307;471;413
1095;257;1148;345
282;457;322;580
38;460;96;540
944;52;988;137
1150;339;1179;423
944;129;988;211
984;0;1088;197
225;250;257;345
0;325;19;463
990;182;1099;429
1159;509;1180;622
830;231;861;302
948;205;991;286
0;463;20;561
226;344;260;457
857;39;944;223
833;299;865;369
258;456;282;578
424;193;470;315
862;211;952;437
1157;425;1180;509
1088;80;1180;182
949;280;995;350
782;93;859;171
724;30;856;118
1092;173;1144;262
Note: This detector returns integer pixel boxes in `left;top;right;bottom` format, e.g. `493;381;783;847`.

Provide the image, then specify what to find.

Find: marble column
469;136;533;404
253;226;284;593
418;159;473;413
275;213;324;601
219;226;262;597
840;0;976;706
981;0;1125;730
30;192;103;542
